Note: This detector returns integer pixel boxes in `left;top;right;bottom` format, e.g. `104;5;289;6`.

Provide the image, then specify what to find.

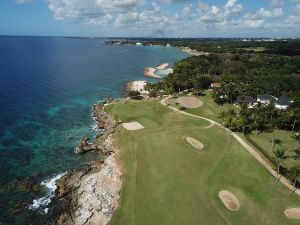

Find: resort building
257;94;277;104
236;96;256;108
275;96;293;110
210;83;221;89
256;94;292;110
136;42;143;46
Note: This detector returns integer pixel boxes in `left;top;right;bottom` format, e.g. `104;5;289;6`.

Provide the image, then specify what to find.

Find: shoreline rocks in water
56;141;123;225
55;102;123;225
75;103;118;154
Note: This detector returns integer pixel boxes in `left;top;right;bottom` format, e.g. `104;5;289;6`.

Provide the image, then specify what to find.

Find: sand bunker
186;137;204;150
218;190;240;211
284;208;300;219
176;97;203;109
122;122;144;131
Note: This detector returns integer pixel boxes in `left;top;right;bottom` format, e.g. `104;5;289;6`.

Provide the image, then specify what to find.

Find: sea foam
28;172;67;214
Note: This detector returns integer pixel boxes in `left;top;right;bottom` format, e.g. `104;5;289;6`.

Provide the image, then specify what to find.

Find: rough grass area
246;130;300;168
106;100;300;225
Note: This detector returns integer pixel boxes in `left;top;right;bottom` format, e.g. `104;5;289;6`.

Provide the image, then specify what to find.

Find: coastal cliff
55;102;123;225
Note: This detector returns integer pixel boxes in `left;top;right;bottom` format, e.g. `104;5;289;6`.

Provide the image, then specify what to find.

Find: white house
257;94;277;104
257;94;293;110
275;96;293;110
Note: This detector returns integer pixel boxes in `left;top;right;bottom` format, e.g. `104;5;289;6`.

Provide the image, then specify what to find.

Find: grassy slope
106;100;300;225
246;131;300;168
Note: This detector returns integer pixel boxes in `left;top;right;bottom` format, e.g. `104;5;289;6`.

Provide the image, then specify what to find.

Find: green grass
246;130;300;168
106;100;300;225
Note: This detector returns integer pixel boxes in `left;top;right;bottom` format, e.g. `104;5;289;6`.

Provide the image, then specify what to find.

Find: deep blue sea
0;36;188;225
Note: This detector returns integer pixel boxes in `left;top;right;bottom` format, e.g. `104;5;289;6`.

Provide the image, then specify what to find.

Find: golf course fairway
105;100;300;225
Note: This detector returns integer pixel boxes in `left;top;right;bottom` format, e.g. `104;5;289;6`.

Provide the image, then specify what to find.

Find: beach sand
156;63;169;70
127;80;148;94
144;63;170;79
144;68;161;79
180;47;210;56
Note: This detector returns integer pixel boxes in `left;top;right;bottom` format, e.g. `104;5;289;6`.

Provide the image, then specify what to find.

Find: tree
127;91;141;99
271;139;282;152
265;101;278;147
287;167;300;193
218;111;227;126
149;90;158;98
273;148;289;180
291;133;300;145
226;109;237;129
238;103;252;134
293;148;300;160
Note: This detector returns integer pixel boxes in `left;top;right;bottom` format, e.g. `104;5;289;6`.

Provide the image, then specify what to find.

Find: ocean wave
28;172;67;214
91;115;104;132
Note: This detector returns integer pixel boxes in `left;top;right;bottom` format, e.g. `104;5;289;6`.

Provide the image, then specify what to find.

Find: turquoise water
155;68;173;77
0;36;188;224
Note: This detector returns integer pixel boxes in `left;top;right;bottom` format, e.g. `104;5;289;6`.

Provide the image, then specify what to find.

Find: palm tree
218;111;227;127
292;133;300;145
293;148;300;160
273;148;289;180
287;167;300;193
265;101;277;146
227;109;236;130
271;138;282;152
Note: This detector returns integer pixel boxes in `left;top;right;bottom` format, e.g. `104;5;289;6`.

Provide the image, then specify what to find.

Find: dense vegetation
148;53;300;132
105;38;300;56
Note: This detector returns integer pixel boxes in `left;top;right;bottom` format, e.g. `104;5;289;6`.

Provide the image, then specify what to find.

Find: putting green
106;100;300;225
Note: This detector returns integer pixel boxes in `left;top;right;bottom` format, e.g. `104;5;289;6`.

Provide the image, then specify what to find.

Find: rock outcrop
55;102;123;225
56;147;123;225
75;103;118;154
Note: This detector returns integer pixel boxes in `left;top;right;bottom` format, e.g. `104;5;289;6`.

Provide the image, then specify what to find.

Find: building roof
210;83;221;88
236;96;256;104
257;94;277;102
276;96;291;106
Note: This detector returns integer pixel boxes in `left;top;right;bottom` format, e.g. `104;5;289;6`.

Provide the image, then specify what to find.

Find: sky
0;0;300;37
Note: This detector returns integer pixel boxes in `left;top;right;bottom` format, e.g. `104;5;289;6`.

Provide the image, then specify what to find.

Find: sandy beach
127;80;149;94
144;68;161;78
144;63;170;79
156;63;169;70
180;47;210;56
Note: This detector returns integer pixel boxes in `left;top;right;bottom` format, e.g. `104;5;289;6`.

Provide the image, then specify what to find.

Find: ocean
0;36;188;225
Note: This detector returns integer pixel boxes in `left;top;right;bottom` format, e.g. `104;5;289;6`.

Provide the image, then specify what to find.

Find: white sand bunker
284;208;300;220
122;122;144;131
186;137;204;150
218;190;240;211
176;97;203;109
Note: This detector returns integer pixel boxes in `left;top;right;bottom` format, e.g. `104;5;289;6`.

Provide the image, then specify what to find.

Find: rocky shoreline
75;102;118;154
55;100;123;225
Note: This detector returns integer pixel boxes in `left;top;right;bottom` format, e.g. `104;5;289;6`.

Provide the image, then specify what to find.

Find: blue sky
0;0;300;37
